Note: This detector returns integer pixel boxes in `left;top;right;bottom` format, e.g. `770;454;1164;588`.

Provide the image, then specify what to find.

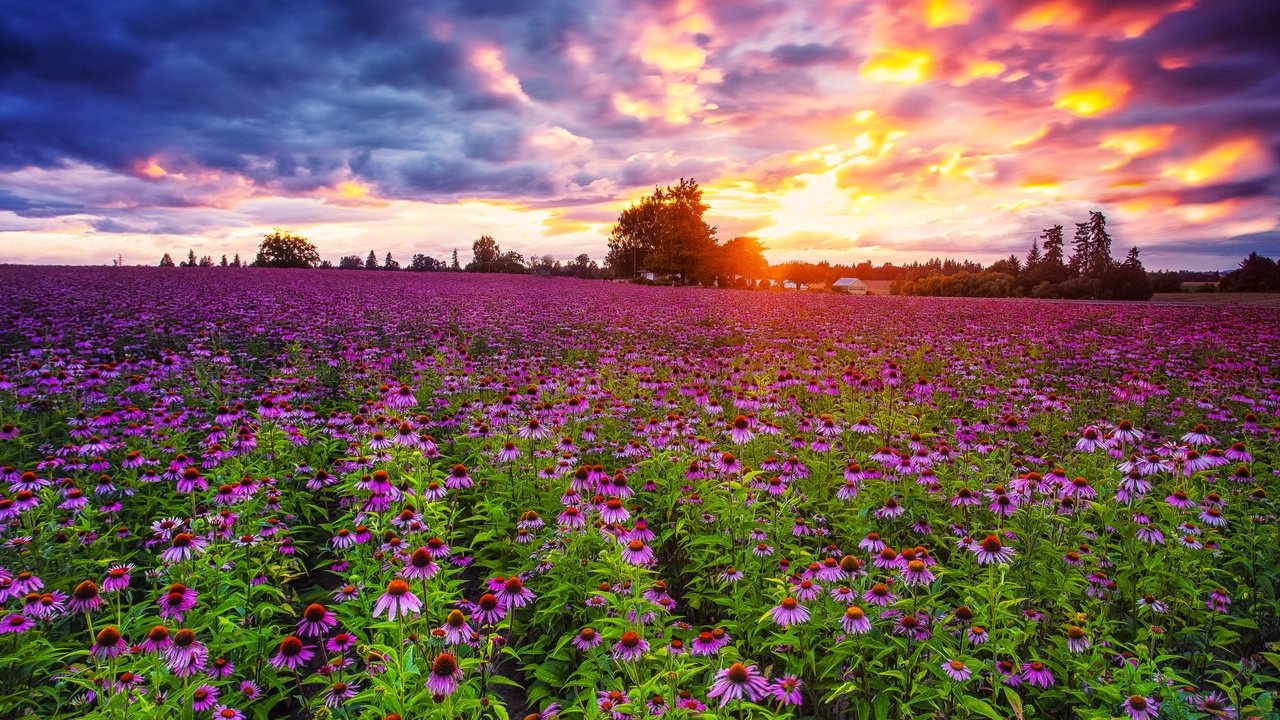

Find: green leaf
960;695;1003;720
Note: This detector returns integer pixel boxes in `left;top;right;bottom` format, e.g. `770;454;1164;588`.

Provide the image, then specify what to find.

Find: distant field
1151;292;1280;307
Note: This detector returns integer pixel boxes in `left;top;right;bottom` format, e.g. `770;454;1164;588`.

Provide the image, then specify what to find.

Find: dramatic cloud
0;0;1276;268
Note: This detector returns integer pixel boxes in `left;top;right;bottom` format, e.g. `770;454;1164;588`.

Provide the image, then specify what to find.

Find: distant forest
155;178;1274;300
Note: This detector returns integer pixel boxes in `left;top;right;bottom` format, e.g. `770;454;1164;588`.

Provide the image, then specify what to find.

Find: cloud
0;0;1276;267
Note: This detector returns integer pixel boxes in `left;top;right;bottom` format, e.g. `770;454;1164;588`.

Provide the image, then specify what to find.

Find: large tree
469;235;500;272
252;229;320;268
718;236;768;284
606;178;718;282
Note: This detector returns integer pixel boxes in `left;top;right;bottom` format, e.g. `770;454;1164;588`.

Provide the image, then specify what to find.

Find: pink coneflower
894;612;931;641
1121;694;1159;720
600;497;630;524
1021;661;1055;688
333;583;361;603
159;583;199;621
496;577;536;609
714;452;742;474
325;630;360;654
102;564;132;593
1181;423;1217;446
1075;426;1105;452
1199;507;1226;527
558;506;586;530
986;486;1018;516
612;630;649;662
621;539;655;566
403;548;440;581
211;705;245;720
297;603;337;638
770;597;810;627
771;675;803;706
446;464;472;489
324;680;359;708
373;579;421;621
719;566;744;583
967;625;989;645
572;626;604;651
864;583;897;606
942;659;971;681
426;652;463;697
91;625;128;660
859;532;886;553
875;497;905;519
729;416;754;444
973;534;1016;565
496;442;522;463
900;560;935;587
161;532;208;564
841;605;872;634
690;630;720;656
68;580;103;613
191;683;220;712
0;613;34;634
708;662;770;707
1166;489;1195;509
471;593;506;625
1190;690;1237;719
1065;625;1090;652
1206;587;1231;613
270;635;314;671
208;656;235;679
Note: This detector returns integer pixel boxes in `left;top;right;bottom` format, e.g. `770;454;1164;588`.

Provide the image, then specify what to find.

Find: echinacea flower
707;662;770;707
771;675;803;706
841;605;872;634
297;603;337;638
770;597;810;627
324;681;359;708
612;631;649;662
191;684;220;712
973;534;1015;565
573;627;603;651
68;580;103;613
942;659;971;681
1021;661;1055;688
1121;694;1159;720
373;580;421;621
269;635;315;670
91;625;128;660
426;652;463;697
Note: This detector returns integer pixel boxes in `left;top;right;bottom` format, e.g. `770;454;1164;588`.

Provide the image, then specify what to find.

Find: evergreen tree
450;249;461;272
1025;239;1042;270
1042;225;1065;266
232;253;241;267
185;249;197;267
366;250;379;270
1086;211;1115;278
383;252;399;270
1068;222;1091;277
220;254;228;267
159;253;175;267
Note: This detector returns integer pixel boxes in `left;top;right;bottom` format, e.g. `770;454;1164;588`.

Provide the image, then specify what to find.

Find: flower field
0;266;1277;720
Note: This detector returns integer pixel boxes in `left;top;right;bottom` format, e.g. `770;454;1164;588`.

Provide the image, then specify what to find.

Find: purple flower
1021;661;1055;688
770;675;803;706
612;631;649;662
770;597;810;627
373;580;421;621
1121;694;1159;720
426;653;463;696
269;635;315;671
707;662;770;707
942;659;971;682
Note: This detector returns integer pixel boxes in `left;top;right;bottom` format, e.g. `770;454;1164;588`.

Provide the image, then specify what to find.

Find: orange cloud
860;48;934;84
1100;125;1176;157
1054;81;1130;116
1161;137;1268;186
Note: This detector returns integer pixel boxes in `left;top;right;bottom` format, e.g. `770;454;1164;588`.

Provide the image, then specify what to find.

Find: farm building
832;277;869;294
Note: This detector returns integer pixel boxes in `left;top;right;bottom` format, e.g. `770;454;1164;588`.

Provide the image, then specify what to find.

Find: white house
832;277;869;295
637;270;659;282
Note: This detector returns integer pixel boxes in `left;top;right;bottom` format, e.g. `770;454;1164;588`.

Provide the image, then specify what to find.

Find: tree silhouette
252;229;320;268
606;178;718;282
158;253;175;267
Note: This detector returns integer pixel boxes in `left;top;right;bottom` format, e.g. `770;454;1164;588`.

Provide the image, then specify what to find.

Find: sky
1;0;1277;270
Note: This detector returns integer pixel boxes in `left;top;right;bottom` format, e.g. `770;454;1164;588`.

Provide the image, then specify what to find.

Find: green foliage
252;229;320;268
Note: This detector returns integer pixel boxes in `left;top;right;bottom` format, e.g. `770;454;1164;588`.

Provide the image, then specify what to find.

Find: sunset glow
0;0;1275;268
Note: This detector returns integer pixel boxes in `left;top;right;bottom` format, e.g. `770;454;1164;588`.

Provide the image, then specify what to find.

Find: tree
1101;246;1152;300
988;255;1021;276
338;255;364;269
366;251;379;270
252;229;320;268
184;249;197;267
606;178;718;282
718;236;769;284
1219;253;1280;292
383;252;399;270
220;254;228;267
469;235;501;272
1025;239;1042;270
231;253;242;267
159;253;176;267
409;254;446;272
1068;221;1091;277
450;249;461;272
198;255;214;267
